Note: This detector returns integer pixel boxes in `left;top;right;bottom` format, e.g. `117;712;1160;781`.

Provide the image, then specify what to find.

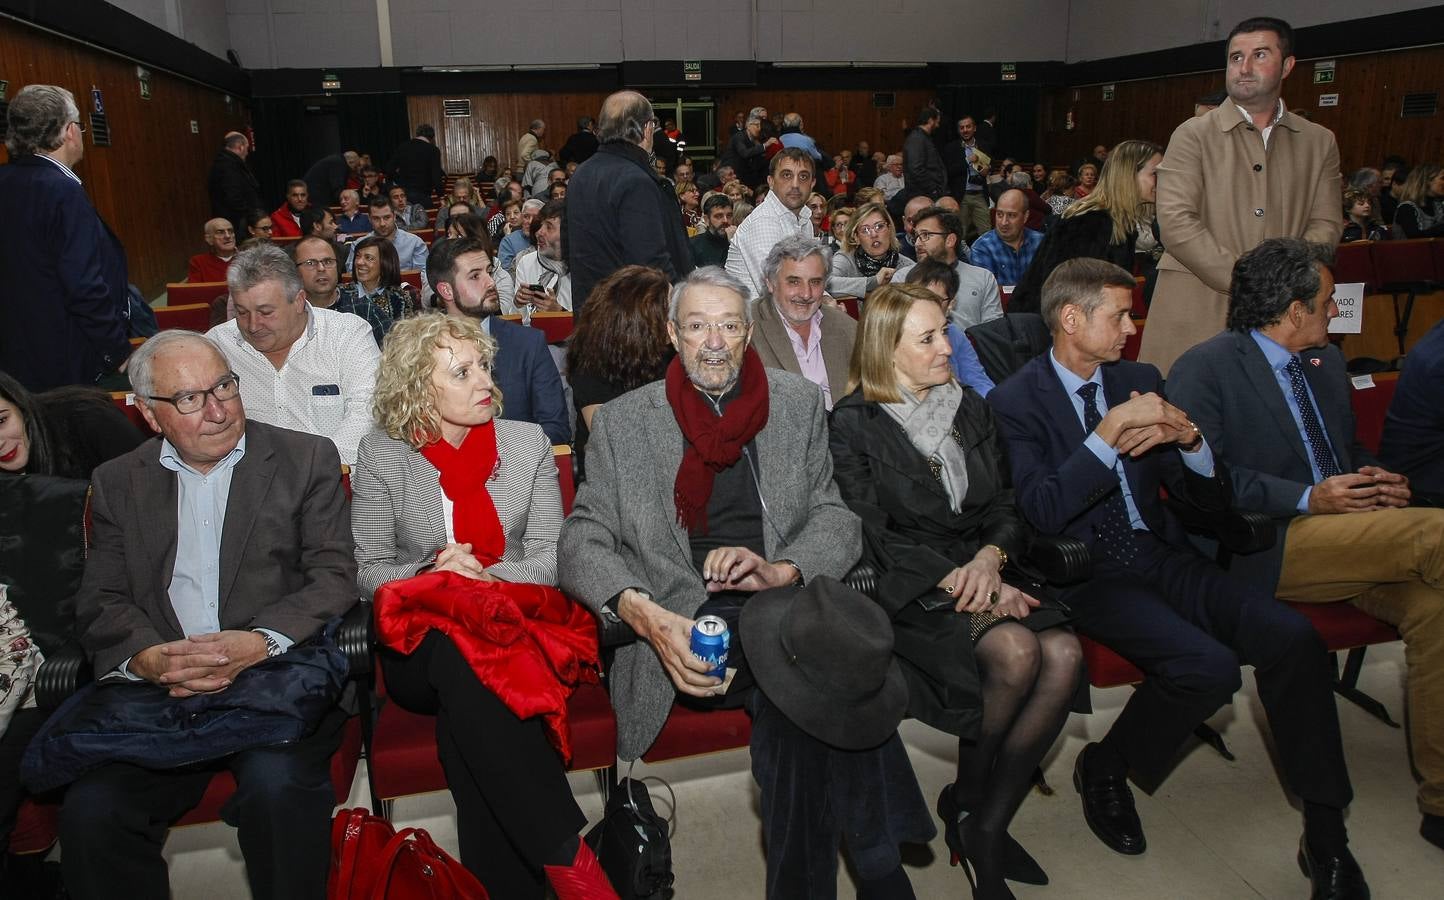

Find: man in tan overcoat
1140;16;1343;372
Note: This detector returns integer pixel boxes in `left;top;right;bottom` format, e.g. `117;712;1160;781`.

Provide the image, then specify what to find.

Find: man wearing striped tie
1169;236;1444;857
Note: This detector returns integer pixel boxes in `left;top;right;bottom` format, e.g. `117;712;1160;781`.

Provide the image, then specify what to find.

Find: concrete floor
151;641;1443;898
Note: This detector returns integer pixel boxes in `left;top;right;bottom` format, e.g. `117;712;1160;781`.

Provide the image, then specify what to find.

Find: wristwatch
257;631;283;659
776;560;805;587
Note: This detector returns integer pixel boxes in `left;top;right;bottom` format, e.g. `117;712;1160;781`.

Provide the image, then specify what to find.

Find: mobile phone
527;283;545;293
311;384;340;396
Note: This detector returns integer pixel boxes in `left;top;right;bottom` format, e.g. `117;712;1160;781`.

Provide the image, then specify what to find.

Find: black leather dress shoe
1297;836;1370;900
1072;743;1146;855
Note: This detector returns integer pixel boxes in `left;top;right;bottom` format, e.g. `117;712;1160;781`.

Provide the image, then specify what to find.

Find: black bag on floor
584;776;674;900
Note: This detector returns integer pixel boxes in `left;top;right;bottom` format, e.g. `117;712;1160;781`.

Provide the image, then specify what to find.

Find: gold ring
943;585;954;593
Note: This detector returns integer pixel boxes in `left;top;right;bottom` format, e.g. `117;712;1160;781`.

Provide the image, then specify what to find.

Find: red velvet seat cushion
641;704;752;764
1285;601;1399;650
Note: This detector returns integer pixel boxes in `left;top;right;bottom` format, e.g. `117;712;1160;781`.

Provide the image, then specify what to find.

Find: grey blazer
1166;329;1376;588
75;420;357;676
749;295;857;406
350;420;563;600
558;367;863;760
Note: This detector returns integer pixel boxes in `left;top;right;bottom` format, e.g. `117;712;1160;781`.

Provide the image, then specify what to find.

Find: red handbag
329;807;490;900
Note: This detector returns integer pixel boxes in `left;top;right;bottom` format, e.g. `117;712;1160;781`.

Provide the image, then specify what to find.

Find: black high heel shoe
936;785;1048;886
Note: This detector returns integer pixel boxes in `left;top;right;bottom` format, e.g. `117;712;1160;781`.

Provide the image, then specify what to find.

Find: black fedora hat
740;575;907;750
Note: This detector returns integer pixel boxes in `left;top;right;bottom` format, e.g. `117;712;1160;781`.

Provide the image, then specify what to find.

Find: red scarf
419;422;505;565
665;346;770;533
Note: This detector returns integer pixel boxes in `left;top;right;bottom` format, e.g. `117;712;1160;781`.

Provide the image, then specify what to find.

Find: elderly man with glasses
55;328;357;900
0;84;132;391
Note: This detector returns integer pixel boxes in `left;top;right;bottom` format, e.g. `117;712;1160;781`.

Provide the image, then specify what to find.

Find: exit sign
683;60;701;82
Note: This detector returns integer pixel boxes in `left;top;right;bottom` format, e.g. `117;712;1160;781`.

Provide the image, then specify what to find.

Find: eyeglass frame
296;257;338;270
145;373;242;415
673;318;750;343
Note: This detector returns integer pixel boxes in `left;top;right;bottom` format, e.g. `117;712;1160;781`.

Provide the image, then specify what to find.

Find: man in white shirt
874;154;905;201
345;197;429;279
725;148;816;299
208;243;379;464
509;199;571;313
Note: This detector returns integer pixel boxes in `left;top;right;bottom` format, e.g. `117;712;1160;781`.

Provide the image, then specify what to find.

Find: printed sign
683;61;701;82
1329;282;1364;334
91;88;104;114
1001;62;1016;82
1102;84;1115;101
1319;93;1340;108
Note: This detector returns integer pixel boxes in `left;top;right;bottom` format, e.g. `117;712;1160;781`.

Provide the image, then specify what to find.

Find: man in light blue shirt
346;197;428;278
60;330;357;900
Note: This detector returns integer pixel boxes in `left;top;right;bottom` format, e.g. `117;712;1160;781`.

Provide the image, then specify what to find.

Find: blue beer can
690;615;730;678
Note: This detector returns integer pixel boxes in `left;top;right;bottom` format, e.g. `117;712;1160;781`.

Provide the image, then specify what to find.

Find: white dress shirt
725;191;813;299
509;250;573;313
207;305;380;464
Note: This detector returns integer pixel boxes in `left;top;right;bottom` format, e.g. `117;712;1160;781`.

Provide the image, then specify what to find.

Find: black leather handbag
585;777;675;900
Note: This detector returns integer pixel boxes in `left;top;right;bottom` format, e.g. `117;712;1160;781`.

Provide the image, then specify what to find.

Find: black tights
952;624;1081;868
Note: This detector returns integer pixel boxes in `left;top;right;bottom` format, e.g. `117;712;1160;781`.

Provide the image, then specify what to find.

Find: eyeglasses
913;229;946;243
147;374;241;415
71;120;86;135
297;258;337;270
857;222;890;236
210;228;236;237
677;319;748;342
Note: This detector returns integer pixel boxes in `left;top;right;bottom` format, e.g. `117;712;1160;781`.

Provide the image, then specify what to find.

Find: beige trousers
1276;507;1444;815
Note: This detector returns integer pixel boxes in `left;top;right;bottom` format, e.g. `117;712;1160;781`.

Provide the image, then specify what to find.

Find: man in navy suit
1169;237;1444;852
429;237;571;444
989;258;1364;897
0;84;131;390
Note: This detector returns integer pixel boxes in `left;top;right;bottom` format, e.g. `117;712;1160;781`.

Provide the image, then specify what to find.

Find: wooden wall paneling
410;92;612;177
1039;44;1444;174
0;18;249;296
709;89;937;159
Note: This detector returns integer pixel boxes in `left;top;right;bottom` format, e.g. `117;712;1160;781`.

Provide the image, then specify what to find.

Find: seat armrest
844;562;880;599
1029;535;1092;585
337;601;374;676
34;641;90;710
1164;499;1276;556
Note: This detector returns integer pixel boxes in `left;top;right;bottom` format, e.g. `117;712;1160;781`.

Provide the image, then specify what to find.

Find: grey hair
1040;257;1137;332
667;266;753;325
1007;170;1033;188
226;242;305;301
529;118;545;131
521;198;545;213
5;84;79;156
1227;238;1335;332
597;91;654;144
763;234;832;288
223;131;248;151
885;154;902;166
782;112;803;130
128;331;228;401
1348;167;1380;193
748;106;767;121
339;188;359;204
494;175;512;194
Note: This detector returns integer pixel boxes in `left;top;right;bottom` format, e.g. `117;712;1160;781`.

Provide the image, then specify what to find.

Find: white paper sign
1351;374;1376;390
1329;282;1364;334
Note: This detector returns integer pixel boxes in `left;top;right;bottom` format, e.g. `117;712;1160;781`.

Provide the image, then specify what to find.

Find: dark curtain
337;94;411;173
249;96;307;208
936;85;1041;163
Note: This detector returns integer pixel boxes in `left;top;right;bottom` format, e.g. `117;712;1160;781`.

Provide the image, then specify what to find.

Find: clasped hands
618;546;793;698
431;543;499;581
936;547;1040;617
1095;391;1202;457
1308;465;1410;514
130;630;269;698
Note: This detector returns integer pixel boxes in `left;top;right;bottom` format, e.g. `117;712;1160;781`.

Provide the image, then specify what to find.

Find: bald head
994;189;1029;243
223;131;249;158
935;195;961;214
203;217;237;256
903;195;933;234
597;91;655;148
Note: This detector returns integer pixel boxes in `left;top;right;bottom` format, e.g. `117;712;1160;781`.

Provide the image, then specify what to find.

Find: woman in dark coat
1008;140;1162;314
829;284;1081;900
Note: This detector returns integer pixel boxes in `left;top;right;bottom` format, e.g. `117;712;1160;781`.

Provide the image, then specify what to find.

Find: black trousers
57;705;347;900
1059;532;1352;807
381;630;585;900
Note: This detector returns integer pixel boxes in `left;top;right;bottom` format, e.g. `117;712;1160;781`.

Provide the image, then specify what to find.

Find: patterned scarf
881;381;969;512
853;245;900;277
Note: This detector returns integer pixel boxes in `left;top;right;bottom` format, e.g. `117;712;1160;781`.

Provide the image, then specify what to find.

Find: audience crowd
3;14;1444;899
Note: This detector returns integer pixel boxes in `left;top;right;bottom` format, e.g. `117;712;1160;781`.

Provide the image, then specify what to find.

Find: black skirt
890;579;1072;741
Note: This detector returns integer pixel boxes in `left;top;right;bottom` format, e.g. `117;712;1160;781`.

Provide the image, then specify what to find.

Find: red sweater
187;253;232;283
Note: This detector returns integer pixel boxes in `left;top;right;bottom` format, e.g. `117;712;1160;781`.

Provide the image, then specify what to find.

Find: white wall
105;0;1442;69
1065;0;1439;63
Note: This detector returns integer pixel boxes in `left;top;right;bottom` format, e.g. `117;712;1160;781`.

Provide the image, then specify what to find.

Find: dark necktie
1077;382;1138;565
1284;356;1341;480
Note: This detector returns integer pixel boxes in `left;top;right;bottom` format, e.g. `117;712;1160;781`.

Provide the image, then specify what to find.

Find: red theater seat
641;704;753;764
166;281;227;308
111;391;155;433
154;302;213;332
500;311;574;344
1333;240;1378;293
1349;371;1399;455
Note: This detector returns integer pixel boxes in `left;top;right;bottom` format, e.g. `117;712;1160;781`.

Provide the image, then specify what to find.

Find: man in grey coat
560;266;931;898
